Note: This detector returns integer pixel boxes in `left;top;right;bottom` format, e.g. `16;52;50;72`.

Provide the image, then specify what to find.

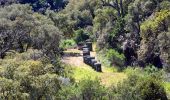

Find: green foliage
58;78;107;100
157;32;170;71
59;67;167;100
137;77;167;100
108;67;167;100
1;0;170;99
109;18;125;37
0;4;61;59
74;29;89;44
58;67;168;100
139;10;170;70
106;49;125;62
106;49;125;66
160;1;170;10
141;10;170;38
57;84;81;100
98;49;125;67
93;8;116;35
124;65;165;80
164;82;170;94
47;0;99;37
0;78;24;100
0;50;168;100
97;50;113;67
0;52;63;99
78;79;107;100
60;39;76;49
93;7;125;50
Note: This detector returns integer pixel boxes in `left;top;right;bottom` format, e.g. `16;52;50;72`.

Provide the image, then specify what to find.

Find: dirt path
62;49;96;67
62;49;126;86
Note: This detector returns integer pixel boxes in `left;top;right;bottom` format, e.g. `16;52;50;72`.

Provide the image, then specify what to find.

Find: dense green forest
0;0;170;100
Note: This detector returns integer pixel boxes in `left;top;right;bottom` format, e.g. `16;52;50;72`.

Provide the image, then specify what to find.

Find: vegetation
0;0;170;99
60;39;76;49
74;29;89;44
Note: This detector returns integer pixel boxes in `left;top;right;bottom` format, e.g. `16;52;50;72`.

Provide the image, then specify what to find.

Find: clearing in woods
62;48;127;87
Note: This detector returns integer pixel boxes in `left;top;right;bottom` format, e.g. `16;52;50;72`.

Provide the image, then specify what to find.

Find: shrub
160;1;170;10
57;84;81;100
106;49;125;67
109;67;168;100
97;49;125;69
137;77;167;100
141;10;170;38
0;52;63;99
74;29;89;44
97;52;113;67
108;75;142;100
0;78;24;100
78;79;107;100
60;39;76;49
57;79;107;100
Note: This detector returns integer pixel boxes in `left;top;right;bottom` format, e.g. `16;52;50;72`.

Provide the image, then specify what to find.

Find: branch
101;0;117;9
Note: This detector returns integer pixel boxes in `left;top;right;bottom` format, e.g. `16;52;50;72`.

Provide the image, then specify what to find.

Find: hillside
0;0;170;100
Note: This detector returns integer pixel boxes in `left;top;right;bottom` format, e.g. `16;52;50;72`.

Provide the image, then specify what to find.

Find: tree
0;4;33;58
0;4;61;60
101;0;124;17
19;0;68;12
138;10;170;69
0;0;18;5
47;0;99;37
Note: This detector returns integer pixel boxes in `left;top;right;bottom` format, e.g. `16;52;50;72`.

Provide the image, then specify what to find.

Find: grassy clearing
63;44;126;87
71;64;126;87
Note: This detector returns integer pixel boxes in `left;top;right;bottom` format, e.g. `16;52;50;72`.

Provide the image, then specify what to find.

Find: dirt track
62;49;96;67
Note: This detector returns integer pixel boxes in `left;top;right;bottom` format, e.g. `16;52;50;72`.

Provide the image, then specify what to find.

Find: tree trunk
115;0;121;17
120;0;124;17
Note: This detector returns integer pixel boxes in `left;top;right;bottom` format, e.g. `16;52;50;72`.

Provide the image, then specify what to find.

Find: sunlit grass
164;82;170;93
72;66;100;81
63;43;127;87
71;64;126;87
163;82;170;98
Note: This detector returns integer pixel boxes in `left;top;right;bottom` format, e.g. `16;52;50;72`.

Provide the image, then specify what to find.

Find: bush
141;10;170;38
137;77;167;100
60;39;76;49
109;67;168;100
57;79;107;100
78;79;107;100
74;29;89;44
97;51;113;67
0;52;63;99
57;84;81;100
97;49;125;69
106;49;125;67
160;1;170;10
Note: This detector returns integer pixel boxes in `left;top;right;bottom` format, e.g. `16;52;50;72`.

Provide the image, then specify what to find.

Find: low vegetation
0;0;170;99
